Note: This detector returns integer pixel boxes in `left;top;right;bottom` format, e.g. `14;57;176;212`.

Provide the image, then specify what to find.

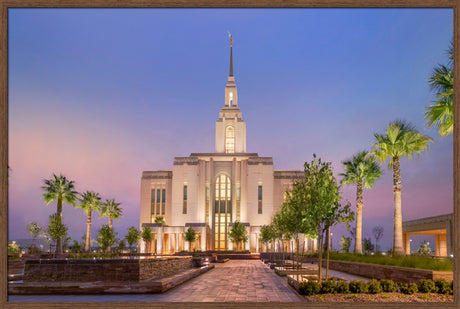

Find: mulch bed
304;293;453;303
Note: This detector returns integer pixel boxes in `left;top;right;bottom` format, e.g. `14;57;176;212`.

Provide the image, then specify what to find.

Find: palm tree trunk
85;209;92;252
56;197;63;254
108;217;113;254
392;156;404;255
354;181;363;254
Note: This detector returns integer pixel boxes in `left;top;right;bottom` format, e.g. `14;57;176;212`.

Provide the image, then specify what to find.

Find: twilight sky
8;8;453;252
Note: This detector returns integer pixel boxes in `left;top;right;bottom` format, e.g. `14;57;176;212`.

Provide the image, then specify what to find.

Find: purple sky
8;8;453;252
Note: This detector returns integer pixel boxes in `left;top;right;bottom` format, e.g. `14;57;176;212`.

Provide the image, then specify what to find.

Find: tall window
151;189;155;221
162;188;166;215
225;126;235;153
214;174;231;250
236;186;241;221
229;92;233;106
183;185;188;214
258;185;263;214
156;189;161;215
205;186;210;225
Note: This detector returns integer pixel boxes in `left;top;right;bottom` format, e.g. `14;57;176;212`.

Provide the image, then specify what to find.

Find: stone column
256;233;259;253
446;221;453;256
403;233;410;255
245;227;250;251
157;228;163;254
175;233;179;253
435;235;441;256
201;227;207;252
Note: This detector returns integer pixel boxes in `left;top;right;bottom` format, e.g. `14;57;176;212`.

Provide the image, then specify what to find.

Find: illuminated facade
139;37;315;253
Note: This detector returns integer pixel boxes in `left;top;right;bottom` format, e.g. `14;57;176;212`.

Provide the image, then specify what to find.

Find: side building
139;37;316;253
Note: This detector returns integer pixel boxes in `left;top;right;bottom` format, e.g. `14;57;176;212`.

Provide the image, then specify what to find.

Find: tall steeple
229;33;233;76
224;32;238;108
215;33;246;153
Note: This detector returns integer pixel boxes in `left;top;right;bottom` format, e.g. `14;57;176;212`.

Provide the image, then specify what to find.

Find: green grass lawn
304;252;453;271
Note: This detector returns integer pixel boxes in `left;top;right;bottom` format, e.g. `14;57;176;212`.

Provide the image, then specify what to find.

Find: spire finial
227;31;233;76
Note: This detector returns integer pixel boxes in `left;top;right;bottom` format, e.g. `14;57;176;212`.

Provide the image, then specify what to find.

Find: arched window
229;92;233;106
225;126;235;153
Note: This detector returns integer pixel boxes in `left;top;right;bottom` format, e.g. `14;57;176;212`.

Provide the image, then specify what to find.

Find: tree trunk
392;156;404;255
318;231;323;281
326;227;330;280
107;217;113;253
56;197;63;254
85;209;92;252
354;180;364;254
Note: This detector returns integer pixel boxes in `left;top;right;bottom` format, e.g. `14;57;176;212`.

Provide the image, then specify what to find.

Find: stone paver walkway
9;260;305;303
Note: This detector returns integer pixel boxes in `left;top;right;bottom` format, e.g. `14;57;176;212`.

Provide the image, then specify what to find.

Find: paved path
9;260;305;303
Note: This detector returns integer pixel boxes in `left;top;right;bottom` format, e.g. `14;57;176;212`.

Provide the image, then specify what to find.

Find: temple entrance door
214;174;232;250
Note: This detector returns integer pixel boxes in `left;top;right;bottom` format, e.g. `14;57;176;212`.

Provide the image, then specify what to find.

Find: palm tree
425;41;453;136
340;151;383;254
100;199;122;230
370;120;433;255
77;191;103;252
41;174;78;253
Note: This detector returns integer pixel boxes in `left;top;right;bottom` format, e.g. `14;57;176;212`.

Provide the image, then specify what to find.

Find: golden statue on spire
228;31;233;47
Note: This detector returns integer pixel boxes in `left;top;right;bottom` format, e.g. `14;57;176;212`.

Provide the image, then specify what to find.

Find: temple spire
228;32;233;76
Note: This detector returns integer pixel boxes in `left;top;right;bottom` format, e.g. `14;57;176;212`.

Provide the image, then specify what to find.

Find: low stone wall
259;252;294;260
23;257;192;282
311;259;453;283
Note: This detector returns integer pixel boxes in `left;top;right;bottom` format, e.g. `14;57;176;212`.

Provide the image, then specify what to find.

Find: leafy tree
154;216;165;224
340;151;382;254
372;225;384;252
8;241;20;257
117;239;126;252
417;241;432;255
141;226;154;253
69;240;82;253
229;221;248;252
100;199;122;253
46;213;68;257
100;199;122;230
260;224;275;253
41;174;78;253
96;225;118;253
77;191;103;252
26;221;42;248
363;237;375;254
370;120;433;255
184;227;197;252
425;41;453;136
340;236;351;253
296;154;354;279
125;226;140;254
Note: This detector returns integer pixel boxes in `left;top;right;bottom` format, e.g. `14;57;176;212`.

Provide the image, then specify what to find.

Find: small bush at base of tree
418;279;436;293
367;279;382;294
320;280;337;294
434;279;452;295
349;280;368;293
335;281;350;294
399;283;418;295
299;280;321;296
379;279;398;293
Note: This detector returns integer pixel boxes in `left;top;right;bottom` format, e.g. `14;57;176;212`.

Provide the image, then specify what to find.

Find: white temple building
139;36;315;254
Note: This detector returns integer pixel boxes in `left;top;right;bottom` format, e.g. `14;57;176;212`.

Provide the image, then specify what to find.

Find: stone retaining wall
23;257;192;282
302;258;453;283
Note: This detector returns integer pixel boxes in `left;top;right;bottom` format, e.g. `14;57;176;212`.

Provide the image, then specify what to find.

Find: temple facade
139;36;315;254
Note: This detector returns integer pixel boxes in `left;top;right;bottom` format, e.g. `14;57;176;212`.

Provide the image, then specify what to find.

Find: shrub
320;280;337;294
434;279;452;295
399;283;418;295
299;280;321;296
367;279;382;294
379;279;398;293
418;279;436;293
349;280;368;293
335;281;350;294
